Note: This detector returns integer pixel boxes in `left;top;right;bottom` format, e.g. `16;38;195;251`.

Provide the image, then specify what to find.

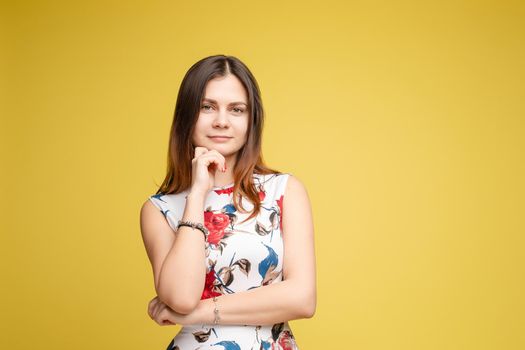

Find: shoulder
140;194;168;218
281;174;313;235
257;171;294;186
258;172;309;204
264;172;307;196
140;195;168;227
145;192;188;210
140;197;170;238
140;192;188;232
283;173;309;199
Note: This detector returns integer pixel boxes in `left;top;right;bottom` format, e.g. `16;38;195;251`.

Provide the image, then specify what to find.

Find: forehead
203;75;248;104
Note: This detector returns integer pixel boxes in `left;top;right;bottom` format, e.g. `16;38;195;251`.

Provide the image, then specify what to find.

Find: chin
202;145;230;154
194;140;241;156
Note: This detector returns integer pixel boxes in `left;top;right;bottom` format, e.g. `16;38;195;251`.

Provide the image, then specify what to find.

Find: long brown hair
155;54;281;222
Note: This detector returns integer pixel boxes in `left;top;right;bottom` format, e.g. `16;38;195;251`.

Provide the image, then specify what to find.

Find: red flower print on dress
204;210;231;245
277;330;297;350
214;187;234;195
276;195;284;231
200;269;222;300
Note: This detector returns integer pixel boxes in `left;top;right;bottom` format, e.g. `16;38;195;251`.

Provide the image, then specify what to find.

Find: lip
208;136;232;143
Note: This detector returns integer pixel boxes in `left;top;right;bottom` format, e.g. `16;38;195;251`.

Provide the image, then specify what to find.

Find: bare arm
141;148;227;315
186;175;317;325
194;279;314;326
140;191;208;314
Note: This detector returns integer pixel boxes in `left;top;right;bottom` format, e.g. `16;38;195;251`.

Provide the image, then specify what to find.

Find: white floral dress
148;172;300;350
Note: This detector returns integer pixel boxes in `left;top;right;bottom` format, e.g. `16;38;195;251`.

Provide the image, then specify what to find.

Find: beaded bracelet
212;296;221;324
176;220;208;240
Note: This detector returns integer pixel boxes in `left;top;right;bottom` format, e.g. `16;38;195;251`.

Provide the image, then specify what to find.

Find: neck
213;156;236;186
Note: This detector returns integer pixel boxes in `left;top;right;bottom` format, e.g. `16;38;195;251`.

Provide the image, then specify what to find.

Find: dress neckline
211;173;265;190
212;182;235;190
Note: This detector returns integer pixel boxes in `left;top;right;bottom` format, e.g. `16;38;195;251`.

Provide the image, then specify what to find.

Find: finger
207;149;227;170
159;308;175;326
197;154;226;172
148;297;159;317
147;299;154;317
148;299;157;318
152;300;163;318
158;302;169;319
154;304;167;325
196;155;222;172
194;146;208;159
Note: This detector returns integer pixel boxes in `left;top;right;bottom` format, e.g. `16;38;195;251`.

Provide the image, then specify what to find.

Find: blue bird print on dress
261;340;272;350
211;340;241;350
151;193;167;202
150;194;170;218
223;203;236;214
258;244;281;285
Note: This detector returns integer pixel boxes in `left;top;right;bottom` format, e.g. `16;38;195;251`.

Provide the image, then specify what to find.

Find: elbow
157;287;200;315
156;273;205;314
301;302;316;319
299;291;317;319
168;298;198;315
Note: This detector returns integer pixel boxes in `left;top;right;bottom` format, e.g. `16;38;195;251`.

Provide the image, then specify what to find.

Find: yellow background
1;0;523;349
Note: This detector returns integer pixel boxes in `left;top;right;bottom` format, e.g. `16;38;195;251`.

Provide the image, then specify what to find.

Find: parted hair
154;54;281;222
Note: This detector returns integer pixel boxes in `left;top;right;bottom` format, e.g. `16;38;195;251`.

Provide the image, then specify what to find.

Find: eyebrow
202;98;248;106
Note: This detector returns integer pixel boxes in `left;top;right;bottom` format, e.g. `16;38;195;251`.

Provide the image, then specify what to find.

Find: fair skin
140;73;316;326
190;73;250;187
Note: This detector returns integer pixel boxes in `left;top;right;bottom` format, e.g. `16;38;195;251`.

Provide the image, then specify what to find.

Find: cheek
193;118;206;138
236;118;249;137
191;131;203;147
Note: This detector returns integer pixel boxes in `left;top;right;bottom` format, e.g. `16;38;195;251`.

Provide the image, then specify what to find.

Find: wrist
196;298;215;324
188;189;207;201
212;295;221;325
177;220;208;240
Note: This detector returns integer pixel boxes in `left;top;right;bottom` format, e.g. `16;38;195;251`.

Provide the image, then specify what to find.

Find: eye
233;107;245;113
201;104;213;111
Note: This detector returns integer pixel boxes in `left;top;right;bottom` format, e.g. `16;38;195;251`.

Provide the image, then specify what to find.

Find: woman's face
192;74;250;160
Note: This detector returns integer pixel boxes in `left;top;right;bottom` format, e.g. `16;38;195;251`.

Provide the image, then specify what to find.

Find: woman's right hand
190;146;227;196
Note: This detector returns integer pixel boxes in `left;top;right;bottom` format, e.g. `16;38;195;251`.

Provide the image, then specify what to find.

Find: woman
140;54;316;350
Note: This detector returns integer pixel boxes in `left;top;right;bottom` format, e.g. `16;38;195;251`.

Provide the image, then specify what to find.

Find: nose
213;108;230;128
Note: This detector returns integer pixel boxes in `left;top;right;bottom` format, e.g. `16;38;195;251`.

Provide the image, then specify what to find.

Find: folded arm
192;175;317;325
141;192;208;314
195;279;314;325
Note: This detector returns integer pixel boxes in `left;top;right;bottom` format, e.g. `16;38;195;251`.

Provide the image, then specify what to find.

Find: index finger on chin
194;146;208;158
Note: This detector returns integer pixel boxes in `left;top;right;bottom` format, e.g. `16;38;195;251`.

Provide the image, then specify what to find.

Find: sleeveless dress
148;172;300;350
